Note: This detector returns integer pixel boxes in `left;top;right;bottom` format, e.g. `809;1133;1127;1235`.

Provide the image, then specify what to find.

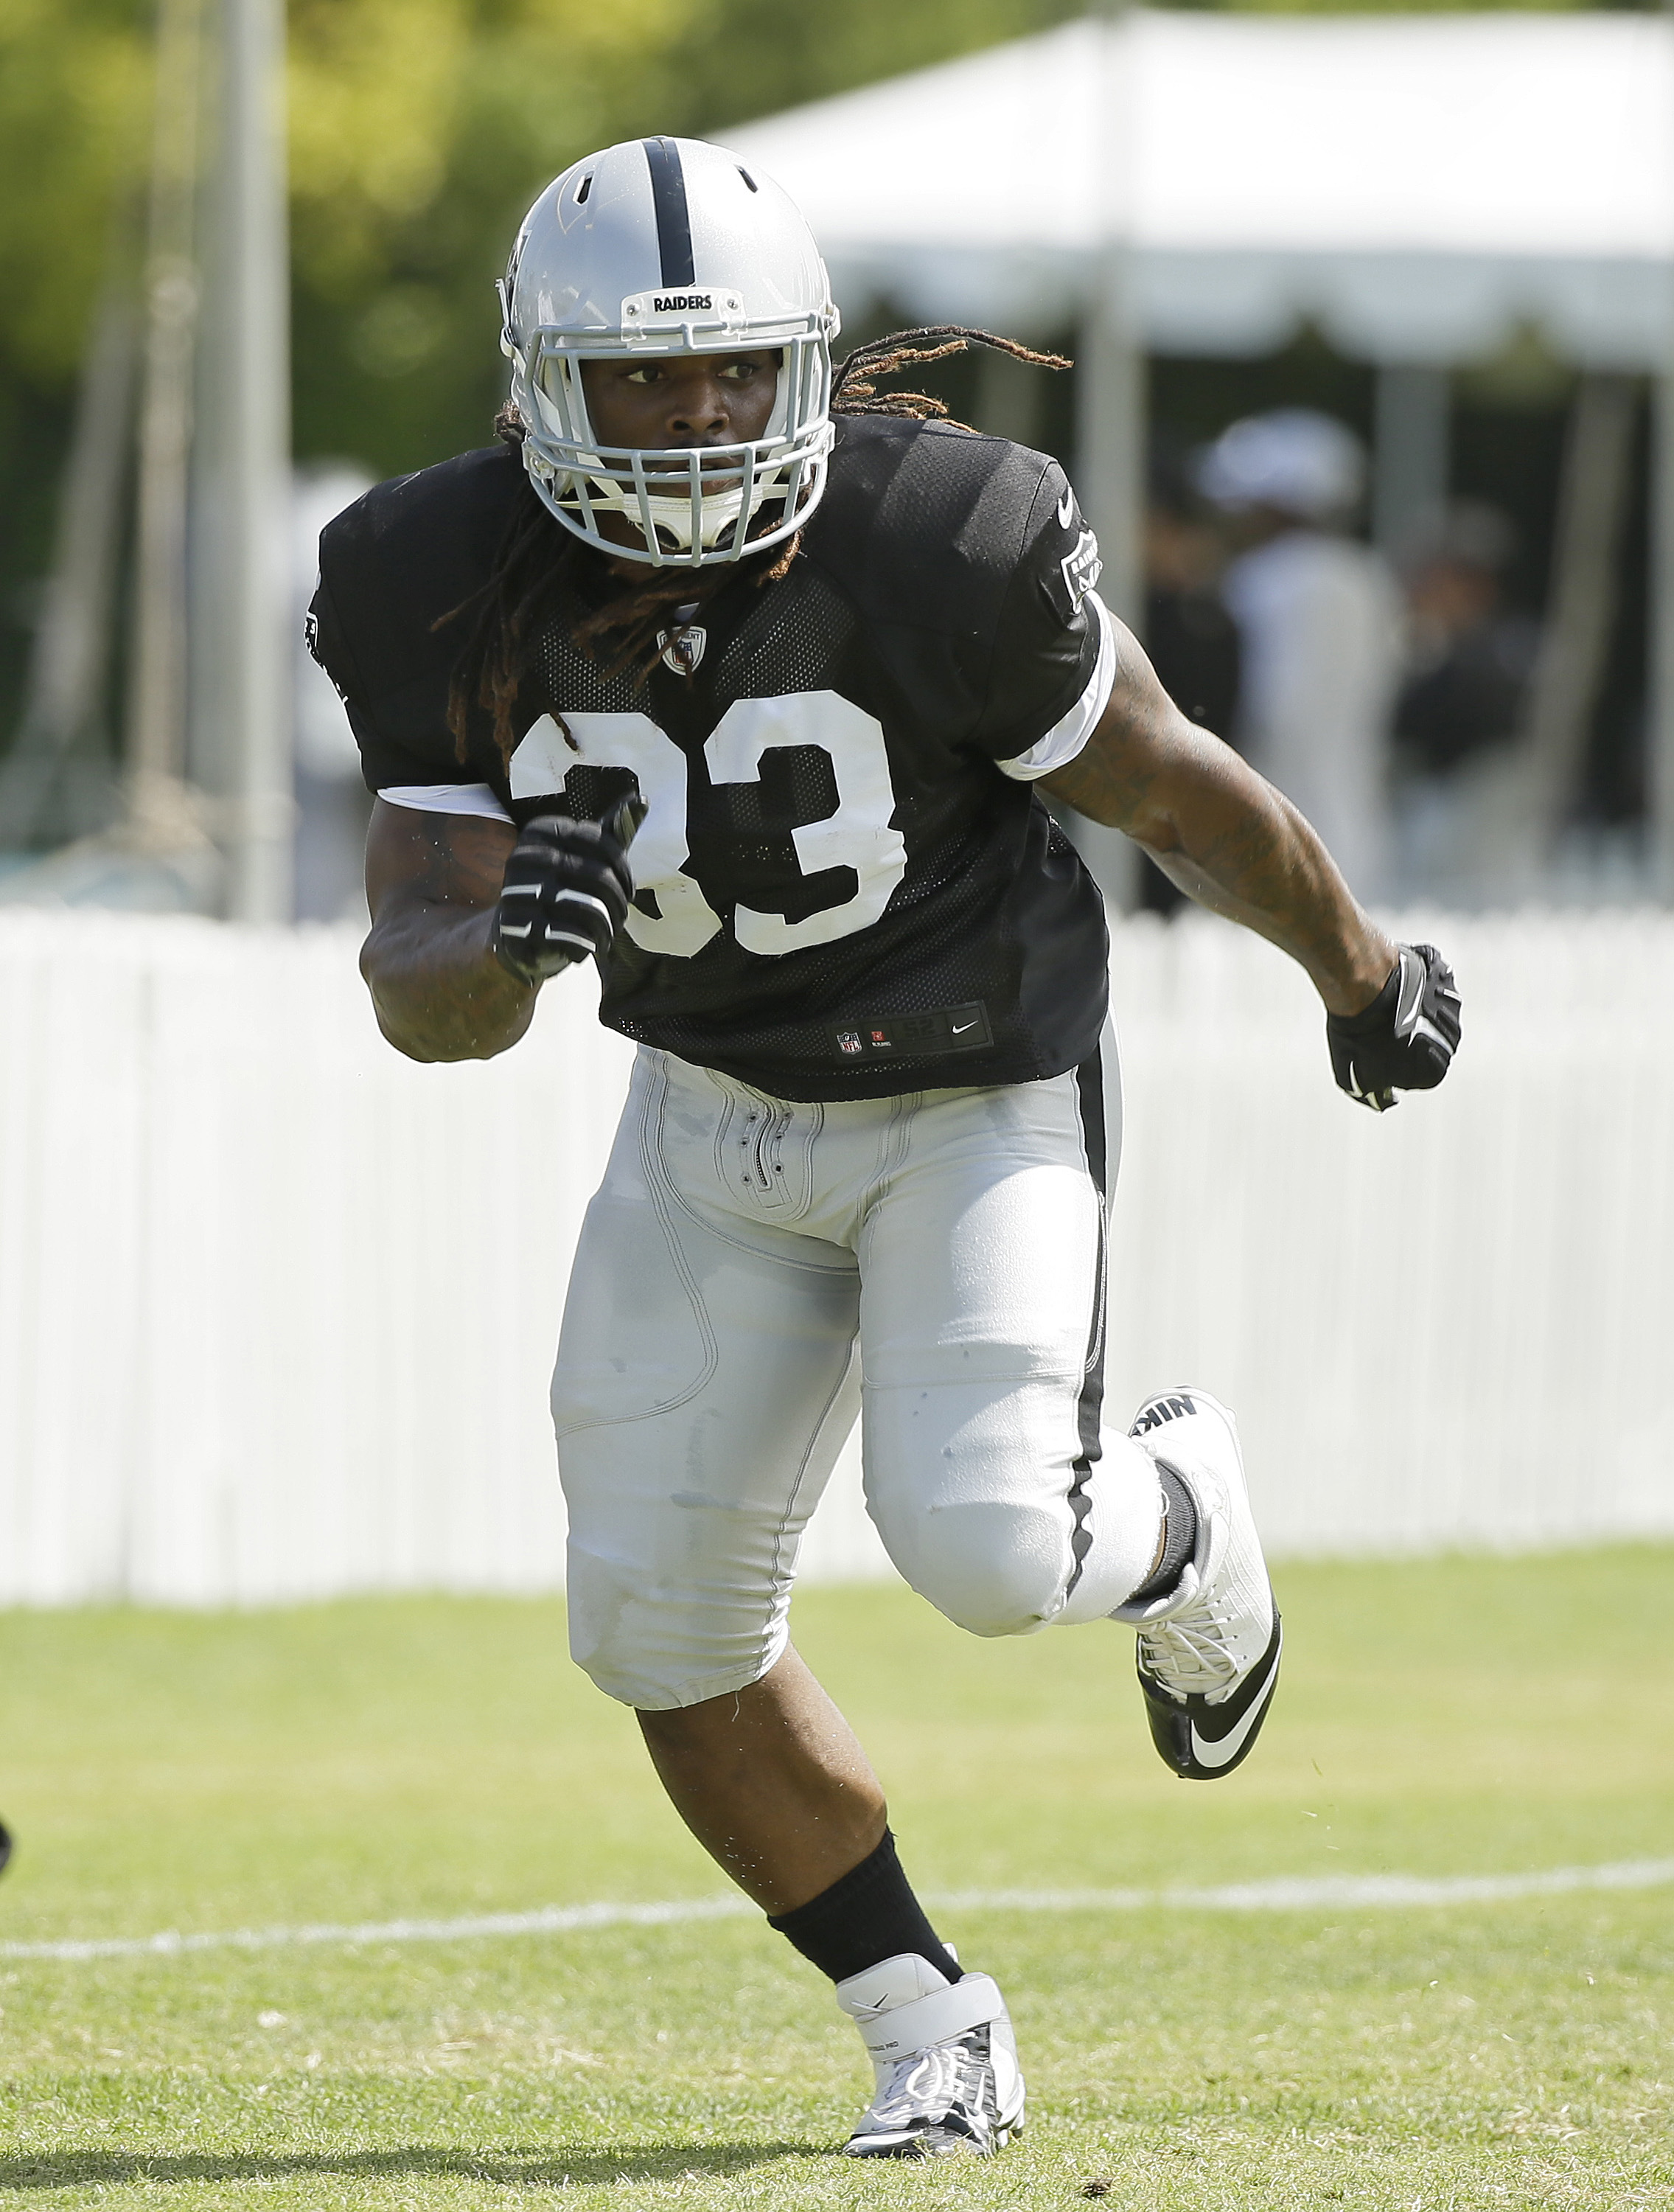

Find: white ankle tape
852;1972;1005;2059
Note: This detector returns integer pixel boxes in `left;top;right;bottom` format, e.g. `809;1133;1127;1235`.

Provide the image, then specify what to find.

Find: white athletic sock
1050;1433;1165;1626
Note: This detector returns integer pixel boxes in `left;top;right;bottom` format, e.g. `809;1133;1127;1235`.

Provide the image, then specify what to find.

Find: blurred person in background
1199;408;1403;903
1394;501;1535;774
1138;448;1242;914
1390;501;1537;892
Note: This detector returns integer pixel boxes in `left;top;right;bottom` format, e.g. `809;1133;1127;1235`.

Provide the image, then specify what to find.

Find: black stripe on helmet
642;137;695;290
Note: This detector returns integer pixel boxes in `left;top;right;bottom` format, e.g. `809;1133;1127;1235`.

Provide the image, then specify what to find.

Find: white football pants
552;1045;1165;1710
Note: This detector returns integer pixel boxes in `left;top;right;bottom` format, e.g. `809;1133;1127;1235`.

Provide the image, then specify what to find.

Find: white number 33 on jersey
508;694;908;961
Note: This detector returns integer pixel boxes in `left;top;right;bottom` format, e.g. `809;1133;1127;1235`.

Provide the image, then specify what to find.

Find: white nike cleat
835;1952;1025;2158
1113;1387;1283;1781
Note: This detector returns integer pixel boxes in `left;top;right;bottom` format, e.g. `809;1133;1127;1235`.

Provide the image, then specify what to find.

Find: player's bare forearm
1042;625;1396;1018
359;799;535;1061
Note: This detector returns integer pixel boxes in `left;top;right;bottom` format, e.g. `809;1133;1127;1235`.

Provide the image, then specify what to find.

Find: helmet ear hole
575;173;593;205
737;167;758;192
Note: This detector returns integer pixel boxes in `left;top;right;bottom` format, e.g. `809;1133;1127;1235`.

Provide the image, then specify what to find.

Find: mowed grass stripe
7;1856;1673;1963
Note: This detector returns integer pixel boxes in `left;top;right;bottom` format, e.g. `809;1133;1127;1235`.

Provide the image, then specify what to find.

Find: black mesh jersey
310;415;1112;1102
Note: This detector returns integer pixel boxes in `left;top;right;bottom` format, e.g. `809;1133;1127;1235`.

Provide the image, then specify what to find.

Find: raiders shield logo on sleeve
1060;529;1103;615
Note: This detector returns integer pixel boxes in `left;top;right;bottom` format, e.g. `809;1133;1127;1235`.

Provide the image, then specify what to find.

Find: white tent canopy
731;12;1674;369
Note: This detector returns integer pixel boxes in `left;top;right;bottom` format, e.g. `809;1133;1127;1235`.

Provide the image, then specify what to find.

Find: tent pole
1076;253;1144;635
1372;363;1448;563
1072;0;1143;913
1654;0;1674;899
976;344;1044;447
1075;4;1143;637
1653;364;1674;899
0;293;137;846
126;0;207;855
214;0;293;924
1515;374;1636;877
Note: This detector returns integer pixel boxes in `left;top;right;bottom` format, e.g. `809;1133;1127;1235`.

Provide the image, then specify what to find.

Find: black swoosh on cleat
1139;1611;1283;1781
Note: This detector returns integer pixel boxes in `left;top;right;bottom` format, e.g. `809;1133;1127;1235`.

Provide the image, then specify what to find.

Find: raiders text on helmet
499;138;840;568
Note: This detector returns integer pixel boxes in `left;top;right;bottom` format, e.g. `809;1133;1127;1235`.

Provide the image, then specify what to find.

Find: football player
310;137;1461;2159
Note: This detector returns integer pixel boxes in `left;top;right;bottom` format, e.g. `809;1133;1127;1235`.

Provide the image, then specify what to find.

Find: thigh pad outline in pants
553;1052;861;1710
857;1060;1159;1638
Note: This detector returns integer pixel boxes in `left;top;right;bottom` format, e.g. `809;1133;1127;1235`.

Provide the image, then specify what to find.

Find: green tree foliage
0;0;1629;714
0;0;150;392
0;0;149;759
286;0;1089;473
0;0;1085;753
4;0;1633;468
0;0;1089;473
289;0;691;472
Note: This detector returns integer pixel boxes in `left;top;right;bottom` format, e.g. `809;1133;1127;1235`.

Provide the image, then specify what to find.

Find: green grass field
1;1548;1670;2209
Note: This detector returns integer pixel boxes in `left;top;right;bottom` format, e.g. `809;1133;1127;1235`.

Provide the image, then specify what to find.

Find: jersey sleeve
965;462;1115;776
307;557;463;796
306;448;525;804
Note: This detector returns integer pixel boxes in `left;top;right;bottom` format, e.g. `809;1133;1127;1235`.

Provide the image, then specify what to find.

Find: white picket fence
1;907;1670;1607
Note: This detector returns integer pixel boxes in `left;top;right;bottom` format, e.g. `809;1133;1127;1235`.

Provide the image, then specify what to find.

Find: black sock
1126;1466;1199;1603
767;1829;960;1986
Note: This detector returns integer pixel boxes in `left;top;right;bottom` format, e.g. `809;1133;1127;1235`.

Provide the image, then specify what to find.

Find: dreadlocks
831;325;1070;428
439;328;1070;768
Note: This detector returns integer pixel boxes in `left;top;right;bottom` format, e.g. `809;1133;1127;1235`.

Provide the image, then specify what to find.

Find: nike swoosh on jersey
1056;488;1075;529
1189;1635;1283;1770
952;1020;978;1034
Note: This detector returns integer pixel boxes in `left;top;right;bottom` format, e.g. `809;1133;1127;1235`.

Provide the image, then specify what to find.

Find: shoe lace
868;2036;986;2130
1138;1606;1241;1696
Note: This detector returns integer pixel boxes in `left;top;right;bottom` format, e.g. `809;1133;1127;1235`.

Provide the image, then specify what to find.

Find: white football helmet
500;136;840;568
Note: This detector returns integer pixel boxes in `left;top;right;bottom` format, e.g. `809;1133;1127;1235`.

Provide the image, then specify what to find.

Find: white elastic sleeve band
996;594;1117;783
379;782;514;823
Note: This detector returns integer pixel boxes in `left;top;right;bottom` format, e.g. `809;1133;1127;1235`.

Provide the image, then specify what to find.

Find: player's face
580;350;780;456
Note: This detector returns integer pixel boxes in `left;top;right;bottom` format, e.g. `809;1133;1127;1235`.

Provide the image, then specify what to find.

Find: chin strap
582;477;766;552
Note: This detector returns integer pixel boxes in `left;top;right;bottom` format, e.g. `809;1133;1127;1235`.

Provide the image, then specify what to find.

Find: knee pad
875;1498;1072;1639
564;1543;791;1711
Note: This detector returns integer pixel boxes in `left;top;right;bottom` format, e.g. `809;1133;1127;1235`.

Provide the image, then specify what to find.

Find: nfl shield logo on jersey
837;1030;862;1056
658;624;707;678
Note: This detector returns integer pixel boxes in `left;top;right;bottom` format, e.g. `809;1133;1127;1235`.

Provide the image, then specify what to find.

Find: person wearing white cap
1199;408;1403;901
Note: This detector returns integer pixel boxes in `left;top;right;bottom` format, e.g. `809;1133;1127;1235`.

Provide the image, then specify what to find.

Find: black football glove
1326;941;1462;1113
491;796;645;987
